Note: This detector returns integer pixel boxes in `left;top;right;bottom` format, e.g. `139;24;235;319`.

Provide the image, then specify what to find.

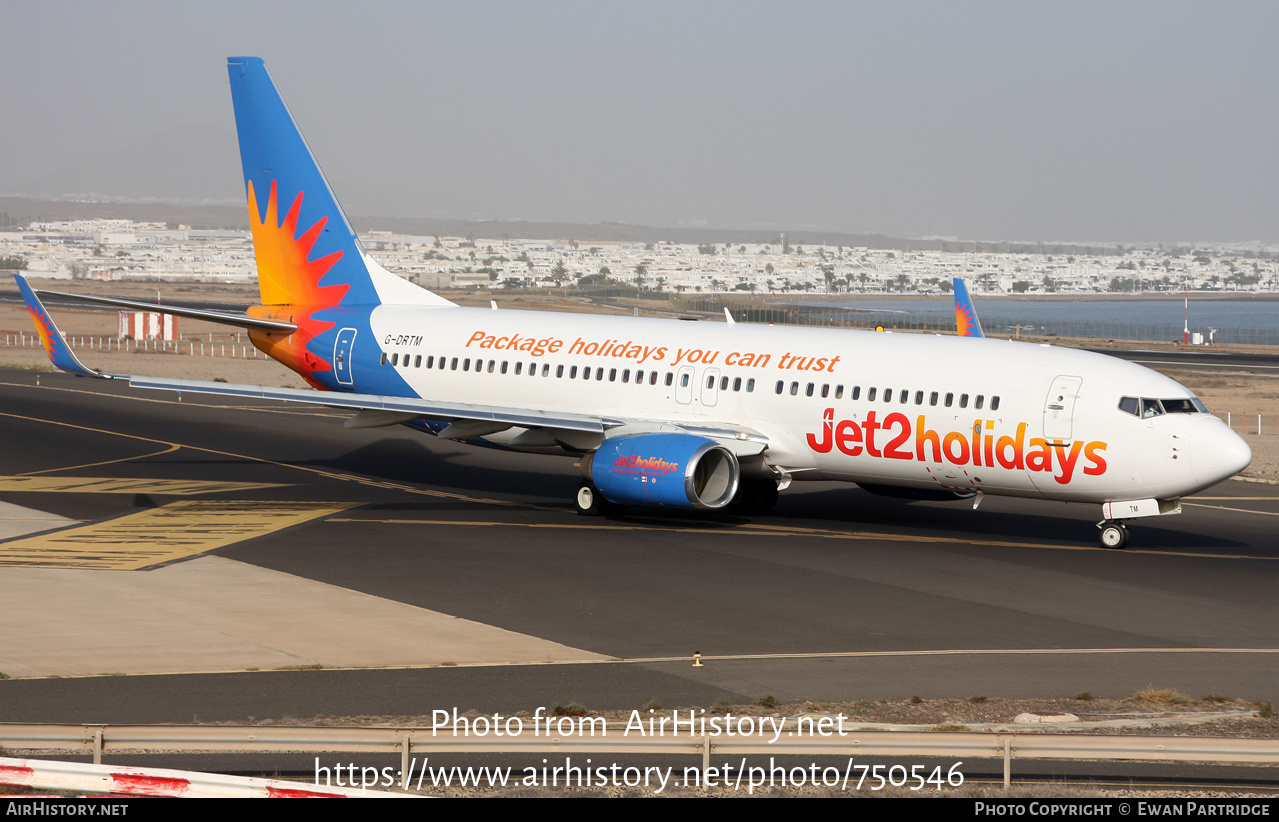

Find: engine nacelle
588;434;739;510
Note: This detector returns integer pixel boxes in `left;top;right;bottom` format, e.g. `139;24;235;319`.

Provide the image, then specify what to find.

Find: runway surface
0;367;1275;723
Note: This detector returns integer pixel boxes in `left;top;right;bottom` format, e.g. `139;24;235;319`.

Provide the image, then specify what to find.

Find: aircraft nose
1191;416;1252;486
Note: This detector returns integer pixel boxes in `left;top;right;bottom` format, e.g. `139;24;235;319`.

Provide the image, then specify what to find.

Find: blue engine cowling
589;433;740;509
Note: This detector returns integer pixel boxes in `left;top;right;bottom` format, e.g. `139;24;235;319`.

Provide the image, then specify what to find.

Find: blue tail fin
226;56;450;310
953;277;984;338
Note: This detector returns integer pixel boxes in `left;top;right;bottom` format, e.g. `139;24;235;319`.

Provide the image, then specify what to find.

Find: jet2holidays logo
806;408;1108;484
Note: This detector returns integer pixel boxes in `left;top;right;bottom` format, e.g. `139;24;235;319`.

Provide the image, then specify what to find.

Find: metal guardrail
2;723;1275;790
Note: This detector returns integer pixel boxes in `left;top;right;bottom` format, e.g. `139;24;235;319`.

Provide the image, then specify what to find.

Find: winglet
953;277;984;338
13;274;110;378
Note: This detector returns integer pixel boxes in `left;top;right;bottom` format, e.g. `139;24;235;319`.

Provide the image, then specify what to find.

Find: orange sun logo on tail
27;304;60;361
956;304;977;337
246;180;349;385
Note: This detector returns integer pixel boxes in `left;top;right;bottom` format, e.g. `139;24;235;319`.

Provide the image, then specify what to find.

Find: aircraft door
675;365;695;404
701;367;720;407
334;327;357;387
1043;375;1082;441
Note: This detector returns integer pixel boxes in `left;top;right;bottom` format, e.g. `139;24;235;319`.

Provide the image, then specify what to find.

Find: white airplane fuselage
362;303;1247;506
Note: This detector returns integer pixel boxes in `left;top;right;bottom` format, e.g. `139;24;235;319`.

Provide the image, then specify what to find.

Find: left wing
14;273;767;451
14;273;601;434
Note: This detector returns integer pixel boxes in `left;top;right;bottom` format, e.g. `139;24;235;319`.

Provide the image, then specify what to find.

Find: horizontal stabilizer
35;289;297;333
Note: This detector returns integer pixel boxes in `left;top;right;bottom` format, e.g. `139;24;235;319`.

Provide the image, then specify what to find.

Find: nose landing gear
1098;520;1129;549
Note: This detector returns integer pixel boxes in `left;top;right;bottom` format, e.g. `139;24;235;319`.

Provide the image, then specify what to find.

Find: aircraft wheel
1098;521;1129;550
575;483;603;517
731;479;780;514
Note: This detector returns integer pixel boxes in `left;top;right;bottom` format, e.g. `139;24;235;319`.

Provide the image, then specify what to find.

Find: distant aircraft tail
227;57;451;388
953;277;984;338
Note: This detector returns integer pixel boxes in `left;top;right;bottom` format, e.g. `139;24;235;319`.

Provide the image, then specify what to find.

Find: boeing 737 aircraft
15;57;1252;549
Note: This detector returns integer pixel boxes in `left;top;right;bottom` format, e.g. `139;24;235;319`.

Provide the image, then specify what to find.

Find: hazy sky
3;1;1277;243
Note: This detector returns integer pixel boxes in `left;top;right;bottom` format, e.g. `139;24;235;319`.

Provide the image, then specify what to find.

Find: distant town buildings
2;219;1275;295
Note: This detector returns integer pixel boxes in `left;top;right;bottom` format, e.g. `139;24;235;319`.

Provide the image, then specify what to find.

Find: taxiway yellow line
17;443;181;476
621;646;1279;664
0;409;540;510
325;517;1278;560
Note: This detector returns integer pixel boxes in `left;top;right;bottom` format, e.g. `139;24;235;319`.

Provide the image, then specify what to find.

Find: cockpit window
1162;398;1207;414
1119;395;1207;418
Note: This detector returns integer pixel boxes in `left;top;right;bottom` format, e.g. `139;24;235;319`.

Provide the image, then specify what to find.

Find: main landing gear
573;479;781;518
1097;520;1129;550
574;483;626;518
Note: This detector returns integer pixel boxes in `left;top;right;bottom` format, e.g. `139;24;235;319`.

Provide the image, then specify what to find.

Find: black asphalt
1;368;1275;723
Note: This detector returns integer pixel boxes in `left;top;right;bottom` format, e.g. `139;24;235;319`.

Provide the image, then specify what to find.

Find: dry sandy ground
4;283;1279;478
